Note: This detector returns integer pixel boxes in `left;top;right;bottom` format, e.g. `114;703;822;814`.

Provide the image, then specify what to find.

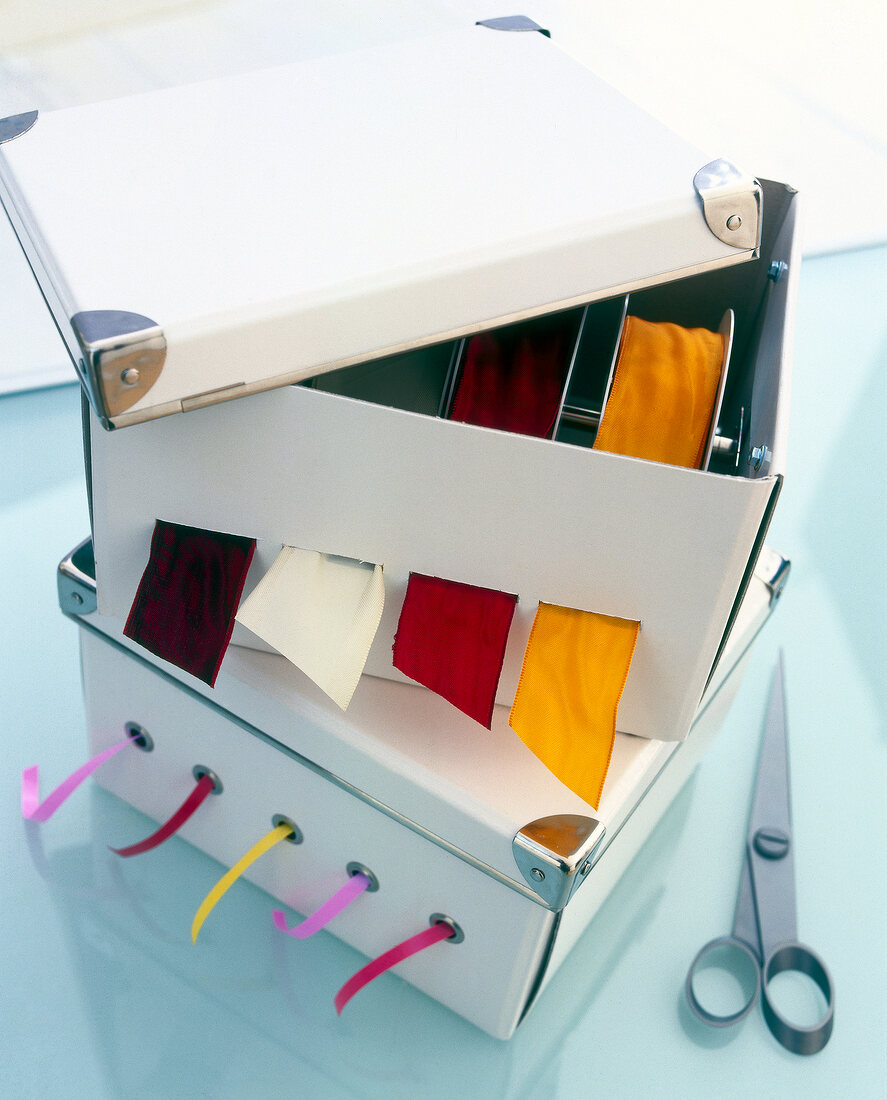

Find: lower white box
59;539;786;1039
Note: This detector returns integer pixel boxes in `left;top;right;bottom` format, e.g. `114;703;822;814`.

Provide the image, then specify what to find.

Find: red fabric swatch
392;573;517;727
449;318;571;438
124;520;256;686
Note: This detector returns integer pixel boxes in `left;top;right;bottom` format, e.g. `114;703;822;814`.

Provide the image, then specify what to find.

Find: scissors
685;653;834;1054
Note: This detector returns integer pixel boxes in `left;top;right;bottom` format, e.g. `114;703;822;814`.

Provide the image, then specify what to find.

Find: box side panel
91;388;773;742
79;628;554;1040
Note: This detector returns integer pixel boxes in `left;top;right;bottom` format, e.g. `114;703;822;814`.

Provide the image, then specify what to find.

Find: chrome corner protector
0;110;38;144
753;545;791;606
513;814;606;909
693;159;762;252
476;15;550;37
71;310;166;424
58;537;98;617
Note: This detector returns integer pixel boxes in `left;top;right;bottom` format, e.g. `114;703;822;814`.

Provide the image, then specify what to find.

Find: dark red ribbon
110;773;215;858
334;921;455;1014
449;319;571;438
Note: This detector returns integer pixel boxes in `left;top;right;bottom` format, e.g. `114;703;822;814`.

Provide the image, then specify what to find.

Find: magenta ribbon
273;872;370;939
21;736;136;823
334;921;456;1014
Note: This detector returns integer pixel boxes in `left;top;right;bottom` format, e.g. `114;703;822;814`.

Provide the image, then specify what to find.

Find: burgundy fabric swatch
449;318;571;438
392;573;517;728
124;520;256;686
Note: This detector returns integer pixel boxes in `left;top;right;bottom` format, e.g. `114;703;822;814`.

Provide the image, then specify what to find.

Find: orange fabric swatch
509;603;640;810
593;316;723;469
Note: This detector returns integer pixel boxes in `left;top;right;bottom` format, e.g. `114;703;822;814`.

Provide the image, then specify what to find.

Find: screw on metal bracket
749;444;772;472
726;214;743;231
753;827;790;860
768;260;788;283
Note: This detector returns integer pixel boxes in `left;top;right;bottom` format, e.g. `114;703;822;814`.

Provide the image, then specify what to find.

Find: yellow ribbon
593;316;723;468
191;822;294;943
509;604;639;810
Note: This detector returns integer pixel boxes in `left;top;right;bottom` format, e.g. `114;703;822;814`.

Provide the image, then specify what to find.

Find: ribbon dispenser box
57;538;788;1039
4;16;799;1038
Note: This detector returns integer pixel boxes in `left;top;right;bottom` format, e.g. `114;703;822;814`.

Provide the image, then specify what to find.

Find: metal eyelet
271;814;303;844
125;721;154;751
192;765;223;793
346;861;380;891
429;914;464;944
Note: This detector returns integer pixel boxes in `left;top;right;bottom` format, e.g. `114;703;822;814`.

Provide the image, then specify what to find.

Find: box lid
0;22;761;428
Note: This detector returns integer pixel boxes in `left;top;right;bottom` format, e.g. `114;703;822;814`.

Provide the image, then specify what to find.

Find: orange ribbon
509;604;640;810
593;316;723;468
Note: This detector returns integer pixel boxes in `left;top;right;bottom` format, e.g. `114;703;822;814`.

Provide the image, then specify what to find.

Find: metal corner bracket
754;545;791;607
693;159;762;252
476;15;551;37
71;310;166;425
58;537;98;617
0;110;38;144
513;814;606;909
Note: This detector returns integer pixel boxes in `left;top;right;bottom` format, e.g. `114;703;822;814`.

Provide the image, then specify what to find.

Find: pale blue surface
0;247;885;1099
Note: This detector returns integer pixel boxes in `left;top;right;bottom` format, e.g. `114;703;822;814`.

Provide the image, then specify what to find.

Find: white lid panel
0;25;755;424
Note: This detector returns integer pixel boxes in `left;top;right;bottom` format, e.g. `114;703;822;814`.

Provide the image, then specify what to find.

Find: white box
59;538;787;1039
2;22;799;742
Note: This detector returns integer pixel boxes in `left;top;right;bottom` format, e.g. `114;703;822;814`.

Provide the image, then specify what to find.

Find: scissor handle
760;941;834;1055
685;935;761;1028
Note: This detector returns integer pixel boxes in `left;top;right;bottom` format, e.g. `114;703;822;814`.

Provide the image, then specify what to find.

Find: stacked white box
5;18;797;1036
59;540;784;1038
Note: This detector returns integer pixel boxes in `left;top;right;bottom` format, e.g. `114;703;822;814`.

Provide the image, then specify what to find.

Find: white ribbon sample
236;546;384;709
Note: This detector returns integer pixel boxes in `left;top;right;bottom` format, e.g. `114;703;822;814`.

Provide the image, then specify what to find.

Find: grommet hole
271;814;303;844
192;765;223;794
429;913;464;944
125;722;154;752
346;861;379;891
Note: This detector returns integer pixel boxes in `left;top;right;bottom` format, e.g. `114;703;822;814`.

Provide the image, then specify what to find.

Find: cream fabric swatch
235;546;384;710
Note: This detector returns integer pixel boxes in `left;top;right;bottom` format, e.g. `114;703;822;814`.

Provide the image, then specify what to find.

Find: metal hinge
513;814;606;909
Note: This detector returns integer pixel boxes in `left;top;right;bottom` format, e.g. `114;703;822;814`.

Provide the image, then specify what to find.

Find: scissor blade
747;651;798;954
749;653;792;843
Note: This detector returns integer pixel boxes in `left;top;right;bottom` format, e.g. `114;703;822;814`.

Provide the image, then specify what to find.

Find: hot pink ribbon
334;921;456;1014
273;872;370;939
21;736;135;823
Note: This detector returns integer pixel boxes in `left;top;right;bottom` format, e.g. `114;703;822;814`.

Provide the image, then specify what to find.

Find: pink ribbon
273;872;370;939
334;921;456;1014
21;736;135;822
